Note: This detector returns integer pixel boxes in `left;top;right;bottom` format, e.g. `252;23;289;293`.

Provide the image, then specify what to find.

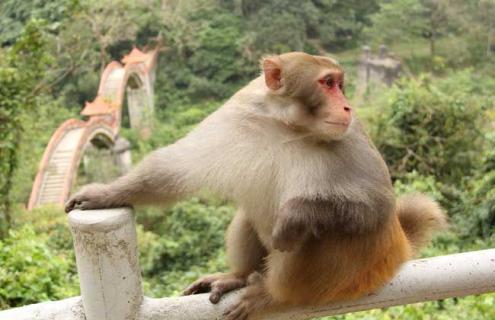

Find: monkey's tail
397;193;447;255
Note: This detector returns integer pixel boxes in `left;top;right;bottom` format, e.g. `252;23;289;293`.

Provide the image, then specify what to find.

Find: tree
0;21;51;236
311;0;381;50
366;0;450;57
444;0;495;59
75;0;140;71
0;0;78;46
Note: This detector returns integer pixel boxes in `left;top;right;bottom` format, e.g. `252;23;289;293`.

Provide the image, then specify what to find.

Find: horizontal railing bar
135;249;495;320
1;207;493;320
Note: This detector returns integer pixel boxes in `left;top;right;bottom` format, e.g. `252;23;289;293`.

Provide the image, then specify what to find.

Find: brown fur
266;214;411;304
65;52;446;319
397;193;447;254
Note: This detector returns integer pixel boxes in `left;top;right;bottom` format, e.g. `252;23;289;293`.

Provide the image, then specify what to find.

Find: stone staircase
36;127;84;205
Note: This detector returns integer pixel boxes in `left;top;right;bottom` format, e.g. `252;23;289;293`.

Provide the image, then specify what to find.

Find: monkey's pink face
309;71;353;140
262;53;353;141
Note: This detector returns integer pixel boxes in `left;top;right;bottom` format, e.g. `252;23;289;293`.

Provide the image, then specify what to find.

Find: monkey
65;52;447;320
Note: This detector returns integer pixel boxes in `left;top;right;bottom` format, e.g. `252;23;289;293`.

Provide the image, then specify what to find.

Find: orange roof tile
122;47;149;65
81;96;114;116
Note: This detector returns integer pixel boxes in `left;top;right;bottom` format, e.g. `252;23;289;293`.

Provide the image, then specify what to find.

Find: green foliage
143;198;233;273
155;7;251;106
1;1;495;318
394;171;444;202
186;11;249;99
121;101;220;160
451;136;495;240
366;0;495;66
0;68;23;210
366;0;444;47
465;171;495;237
15;205;76;252
311;0;380;49
0;20;52;235
243;0;318;54
145;0;381;108
136;198;234;297
12;101;75;205
0;0;79;45
0;225;79;310
369;71;489;184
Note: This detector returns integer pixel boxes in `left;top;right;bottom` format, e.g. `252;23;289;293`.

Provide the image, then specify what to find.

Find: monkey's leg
225;246;346;320
65;148;190;212
223;272;274;320
184;212;267;303
223;224;409;319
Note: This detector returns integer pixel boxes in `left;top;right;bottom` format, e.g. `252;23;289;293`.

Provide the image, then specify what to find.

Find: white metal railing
0;207;494;320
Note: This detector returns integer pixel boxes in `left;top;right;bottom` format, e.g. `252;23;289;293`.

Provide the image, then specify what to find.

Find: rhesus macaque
66;52;446;319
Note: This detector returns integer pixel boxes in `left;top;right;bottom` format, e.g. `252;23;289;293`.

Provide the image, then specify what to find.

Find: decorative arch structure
28;47;158;210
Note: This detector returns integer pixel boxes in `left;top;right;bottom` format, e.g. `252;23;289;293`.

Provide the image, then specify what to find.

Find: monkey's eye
325;77;334;88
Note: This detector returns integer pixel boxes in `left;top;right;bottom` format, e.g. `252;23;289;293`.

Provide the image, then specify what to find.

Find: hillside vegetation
0;0;494;318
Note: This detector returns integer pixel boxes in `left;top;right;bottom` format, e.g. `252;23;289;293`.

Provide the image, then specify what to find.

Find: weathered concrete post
68;208;143;320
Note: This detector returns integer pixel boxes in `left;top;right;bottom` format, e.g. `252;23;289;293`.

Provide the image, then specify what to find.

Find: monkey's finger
183;280;211;296
65;199;77;213
209;282;226;303
209;279;245;304
209;291;221;304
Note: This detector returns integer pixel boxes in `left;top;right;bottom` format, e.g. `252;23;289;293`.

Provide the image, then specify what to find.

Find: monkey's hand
183;273;247;304
271;207;310;252
64;183;128;213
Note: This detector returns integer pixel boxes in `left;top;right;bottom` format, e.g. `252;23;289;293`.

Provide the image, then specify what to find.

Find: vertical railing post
68;208;143;320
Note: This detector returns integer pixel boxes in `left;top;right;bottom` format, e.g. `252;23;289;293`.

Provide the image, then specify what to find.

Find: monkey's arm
65;145;194;212
65;107;250;213
271;195;393;251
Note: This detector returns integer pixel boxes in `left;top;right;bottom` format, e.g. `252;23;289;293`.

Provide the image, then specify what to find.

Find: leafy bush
394;171;444;201
451;136;495;239
14;205;74;251
0;225;79;309
368;71;490;184
150;198;233;272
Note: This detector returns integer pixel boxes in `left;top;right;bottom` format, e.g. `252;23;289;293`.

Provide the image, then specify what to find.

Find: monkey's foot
183;273;246;304
223;272;271;320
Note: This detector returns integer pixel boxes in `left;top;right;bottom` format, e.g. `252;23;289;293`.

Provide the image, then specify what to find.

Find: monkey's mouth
324;121;348;127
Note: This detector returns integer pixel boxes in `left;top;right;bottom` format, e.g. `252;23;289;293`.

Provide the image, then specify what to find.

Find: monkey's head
262;52;352;141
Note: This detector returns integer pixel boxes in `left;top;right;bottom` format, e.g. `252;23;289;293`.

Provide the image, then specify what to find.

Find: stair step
40;193;63;198
44;178;66;184
41;187;64;192
50;158;72;163
39;198;60;203
42;184;64;189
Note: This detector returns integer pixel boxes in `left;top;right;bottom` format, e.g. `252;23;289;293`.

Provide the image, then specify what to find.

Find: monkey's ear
262;57;283;91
